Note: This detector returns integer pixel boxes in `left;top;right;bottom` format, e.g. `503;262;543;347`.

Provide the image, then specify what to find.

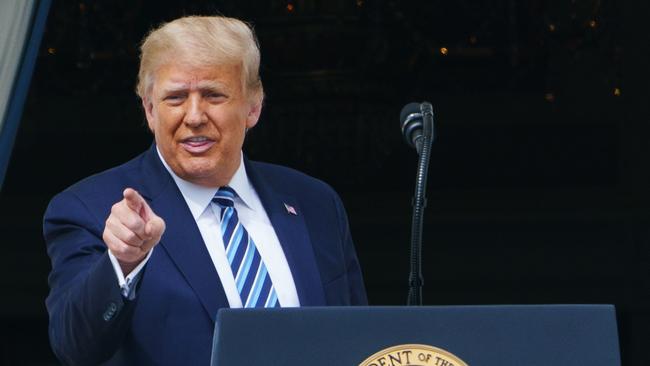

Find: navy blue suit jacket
44;145;367;365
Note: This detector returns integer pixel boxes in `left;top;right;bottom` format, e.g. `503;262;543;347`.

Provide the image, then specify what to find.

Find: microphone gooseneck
400;101;435;306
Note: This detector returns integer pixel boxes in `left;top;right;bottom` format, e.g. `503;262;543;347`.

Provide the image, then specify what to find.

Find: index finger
123;188;145;216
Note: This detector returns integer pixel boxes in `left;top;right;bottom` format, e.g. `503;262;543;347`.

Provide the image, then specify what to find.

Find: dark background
2;0;650;364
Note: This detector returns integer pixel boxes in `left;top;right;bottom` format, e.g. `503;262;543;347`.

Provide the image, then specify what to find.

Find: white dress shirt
108;149;300;307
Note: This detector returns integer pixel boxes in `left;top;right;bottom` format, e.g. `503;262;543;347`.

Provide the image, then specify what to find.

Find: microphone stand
407;103;434;306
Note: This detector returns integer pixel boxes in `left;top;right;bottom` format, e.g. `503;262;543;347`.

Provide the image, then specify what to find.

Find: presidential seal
359;344;468;366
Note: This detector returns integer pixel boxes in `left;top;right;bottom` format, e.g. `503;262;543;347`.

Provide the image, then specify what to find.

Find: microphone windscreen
400;102;421;125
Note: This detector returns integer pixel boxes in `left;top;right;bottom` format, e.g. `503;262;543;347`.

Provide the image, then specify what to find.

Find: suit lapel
245;159;326;306
139;145;228;322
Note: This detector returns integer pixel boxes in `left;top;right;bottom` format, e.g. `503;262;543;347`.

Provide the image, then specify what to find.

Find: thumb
144;214;166;241
138;194;158;222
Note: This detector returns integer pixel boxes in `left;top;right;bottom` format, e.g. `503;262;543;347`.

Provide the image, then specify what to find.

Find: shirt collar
156;147;255;220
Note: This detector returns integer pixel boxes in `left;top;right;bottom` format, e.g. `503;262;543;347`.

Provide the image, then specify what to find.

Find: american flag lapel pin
284;203;298;216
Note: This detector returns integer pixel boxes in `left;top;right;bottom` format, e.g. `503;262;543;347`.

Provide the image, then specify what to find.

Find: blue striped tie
212;187;279;308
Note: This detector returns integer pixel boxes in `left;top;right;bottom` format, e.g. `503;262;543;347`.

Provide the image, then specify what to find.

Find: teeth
186;136;208;142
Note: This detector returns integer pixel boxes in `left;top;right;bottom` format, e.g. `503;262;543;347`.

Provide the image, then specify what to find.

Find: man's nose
184;94;207;126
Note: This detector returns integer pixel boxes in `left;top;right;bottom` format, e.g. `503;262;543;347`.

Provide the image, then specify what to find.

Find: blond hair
136;16;262;100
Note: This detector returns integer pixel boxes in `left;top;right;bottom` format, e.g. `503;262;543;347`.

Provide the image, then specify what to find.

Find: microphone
400;101;436;306
400;102;435;155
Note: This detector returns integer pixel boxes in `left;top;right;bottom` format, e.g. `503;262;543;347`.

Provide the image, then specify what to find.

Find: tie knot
213;186;237;208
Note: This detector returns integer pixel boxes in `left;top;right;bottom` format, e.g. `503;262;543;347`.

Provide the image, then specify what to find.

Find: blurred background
2;0;650;364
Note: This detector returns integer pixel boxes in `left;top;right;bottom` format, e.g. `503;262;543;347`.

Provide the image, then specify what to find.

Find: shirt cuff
108;249;153;300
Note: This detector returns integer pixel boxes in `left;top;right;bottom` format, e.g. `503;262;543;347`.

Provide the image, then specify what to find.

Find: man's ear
245;91;263;129
142;97;155;132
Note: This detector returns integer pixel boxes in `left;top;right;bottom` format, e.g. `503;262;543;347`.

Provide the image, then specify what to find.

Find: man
44;16;367;365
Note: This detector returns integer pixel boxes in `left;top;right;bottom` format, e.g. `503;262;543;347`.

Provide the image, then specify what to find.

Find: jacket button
103;302;118;321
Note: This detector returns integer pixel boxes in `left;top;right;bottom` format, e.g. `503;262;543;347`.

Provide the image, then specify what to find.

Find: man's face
143;62;261;187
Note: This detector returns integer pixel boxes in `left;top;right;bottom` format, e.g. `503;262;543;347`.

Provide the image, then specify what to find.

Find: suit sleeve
331;191;368;305
44;190;136;365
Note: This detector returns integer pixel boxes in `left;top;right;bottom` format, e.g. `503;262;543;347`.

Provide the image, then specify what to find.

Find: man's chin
177;164;227;186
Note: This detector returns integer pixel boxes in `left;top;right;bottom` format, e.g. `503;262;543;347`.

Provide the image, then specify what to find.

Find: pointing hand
103;188;166;275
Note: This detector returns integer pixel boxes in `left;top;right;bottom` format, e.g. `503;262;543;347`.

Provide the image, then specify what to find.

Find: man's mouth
180;136;215;154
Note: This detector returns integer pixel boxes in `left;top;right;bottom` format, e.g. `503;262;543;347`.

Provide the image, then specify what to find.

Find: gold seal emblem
359;344;468;366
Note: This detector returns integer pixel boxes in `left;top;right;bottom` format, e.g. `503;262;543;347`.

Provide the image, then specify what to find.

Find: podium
211;305;620;365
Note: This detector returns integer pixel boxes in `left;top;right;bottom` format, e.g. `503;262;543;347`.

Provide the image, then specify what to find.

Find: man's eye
165;95;184;101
